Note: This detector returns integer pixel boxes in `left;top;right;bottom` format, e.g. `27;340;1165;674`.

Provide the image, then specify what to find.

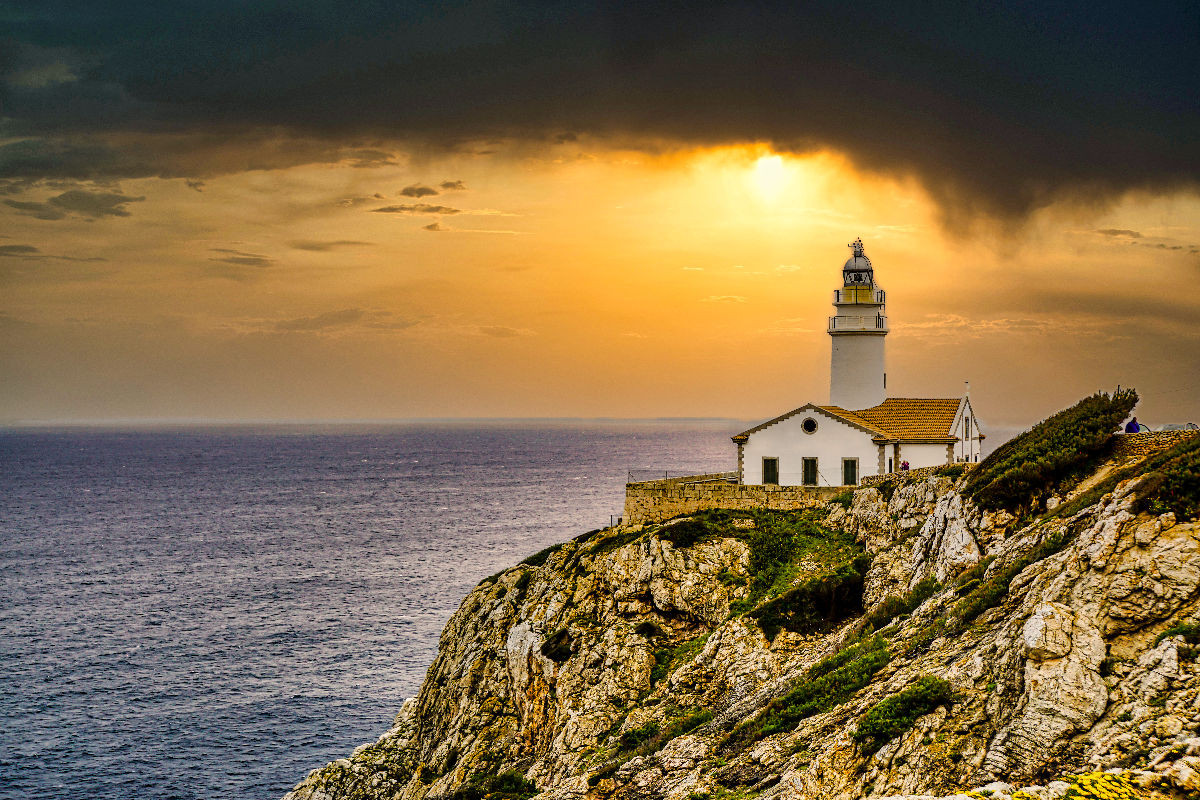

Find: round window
802;417;818;434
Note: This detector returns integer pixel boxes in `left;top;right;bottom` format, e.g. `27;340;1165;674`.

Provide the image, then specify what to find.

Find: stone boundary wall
623;477;842;525
859;463;975;487
1111;430;1197;461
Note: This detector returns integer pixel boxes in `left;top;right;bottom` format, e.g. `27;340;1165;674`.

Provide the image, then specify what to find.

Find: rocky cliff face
286;444;1200;800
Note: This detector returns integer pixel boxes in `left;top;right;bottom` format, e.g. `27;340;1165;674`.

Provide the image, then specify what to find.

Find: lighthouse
828;237;887;409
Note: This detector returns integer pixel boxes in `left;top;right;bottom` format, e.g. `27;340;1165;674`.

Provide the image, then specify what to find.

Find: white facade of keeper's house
734;238;985;487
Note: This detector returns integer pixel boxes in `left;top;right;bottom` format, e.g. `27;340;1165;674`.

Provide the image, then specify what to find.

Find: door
762;457;779;485
842;458;858;486
802;458;818;486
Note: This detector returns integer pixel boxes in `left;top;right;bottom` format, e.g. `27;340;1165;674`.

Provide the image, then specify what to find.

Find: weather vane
848;237;865;258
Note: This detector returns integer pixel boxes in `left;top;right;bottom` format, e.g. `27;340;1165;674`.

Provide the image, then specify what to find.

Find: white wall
899;443;950;470
949;398;984;462
742;407;880;486
829;333;886;409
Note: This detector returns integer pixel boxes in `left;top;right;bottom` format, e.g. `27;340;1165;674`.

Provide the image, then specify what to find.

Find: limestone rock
285;456;1200;800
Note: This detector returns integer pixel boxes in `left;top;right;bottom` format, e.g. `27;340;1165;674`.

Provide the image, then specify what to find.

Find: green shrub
1135;435;1200;520
863;577;941;630
718;570;748;587
1154;620;1200;646
878;481;898;504
853;676;953;753
520;541;564;567
964;390;1138;512
445;771;537;800
904;614;947;656
631;708;713;755
649;647;672;684
832;490;855;510
955;532;1069;624
618;722;660;750
723;636;890;752
540;628;573;663
590;528;646;556
750;554;870;640
660;517;714;547
939;464;967;480
587;764;618;787
648;633;710;685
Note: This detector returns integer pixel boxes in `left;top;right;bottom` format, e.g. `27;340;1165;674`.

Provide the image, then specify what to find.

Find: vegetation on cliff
287;394;1200;800
964;389;1138;512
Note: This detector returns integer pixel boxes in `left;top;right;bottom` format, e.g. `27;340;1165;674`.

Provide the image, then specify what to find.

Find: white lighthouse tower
828;237;887;409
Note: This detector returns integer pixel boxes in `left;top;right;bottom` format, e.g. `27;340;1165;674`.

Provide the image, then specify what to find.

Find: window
762;457;779;485
888;457;893;473
802;458;818;486
801;417;818;434
842;458;858;486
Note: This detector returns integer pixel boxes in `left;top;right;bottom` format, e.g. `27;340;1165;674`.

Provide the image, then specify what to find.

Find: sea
0;421;743;800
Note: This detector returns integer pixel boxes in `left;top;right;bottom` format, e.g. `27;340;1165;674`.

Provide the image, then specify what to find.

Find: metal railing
626;469;738;484
828;314;887;331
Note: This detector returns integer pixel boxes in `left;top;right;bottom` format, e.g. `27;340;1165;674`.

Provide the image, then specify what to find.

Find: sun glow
751;154;788;201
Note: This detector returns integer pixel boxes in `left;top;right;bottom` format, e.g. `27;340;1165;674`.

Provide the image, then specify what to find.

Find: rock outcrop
286;439;1200;800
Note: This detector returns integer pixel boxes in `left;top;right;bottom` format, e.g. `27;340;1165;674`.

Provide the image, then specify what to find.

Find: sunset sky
2;2;1198;430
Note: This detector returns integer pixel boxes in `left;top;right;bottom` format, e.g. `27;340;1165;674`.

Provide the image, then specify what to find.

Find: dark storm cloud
208;248;273;267
0;243;107;262
3;1;1197;221
400;184;439;197
287;239;373;251
0;245;42;256
439;180;466;191
3;189;144;219
372;204;460;215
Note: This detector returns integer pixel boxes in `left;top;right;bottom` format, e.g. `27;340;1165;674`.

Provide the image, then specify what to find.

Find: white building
733;239;984;487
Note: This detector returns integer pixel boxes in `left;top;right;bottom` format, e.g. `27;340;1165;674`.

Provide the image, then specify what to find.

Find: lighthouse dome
843;254;872;271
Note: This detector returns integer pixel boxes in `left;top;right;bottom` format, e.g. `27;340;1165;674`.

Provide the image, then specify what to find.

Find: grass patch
1135;434;1200;520
660;516;719;547
445;771;538;800
520;541;564;567
863;577;941;631
629;707;713;755
649;632;711;685
954;532;1070;624
832;489;855;510
964;389;1138;513
749;554;871;640
589;527;646;557
722;635;890;752
1154;620;1200;646
938;464;968;480
853;675;953;753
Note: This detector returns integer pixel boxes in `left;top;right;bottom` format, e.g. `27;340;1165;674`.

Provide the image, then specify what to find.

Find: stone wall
623;475;842;525
859;462;974;487
1111;430;1197;461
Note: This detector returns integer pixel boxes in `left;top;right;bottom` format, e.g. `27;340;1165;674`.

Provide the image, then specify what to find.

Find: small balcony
829;314;888;332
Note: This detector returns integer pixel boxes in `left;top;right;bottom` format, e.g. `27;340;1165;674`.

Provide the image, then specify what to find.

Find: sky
2;1;1198;430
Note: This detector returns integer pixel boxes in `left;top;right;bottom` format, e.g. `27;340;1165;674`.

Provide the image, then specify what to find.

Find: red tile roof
734;397;962;442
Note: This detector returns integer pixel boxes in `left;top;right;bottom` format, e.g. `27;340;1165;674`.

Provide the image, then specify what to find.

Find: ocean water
0;422;741;800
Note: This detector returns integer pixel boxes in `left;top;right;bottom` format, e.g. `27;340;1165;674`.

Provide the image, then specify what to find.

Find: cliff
285;423;1200;800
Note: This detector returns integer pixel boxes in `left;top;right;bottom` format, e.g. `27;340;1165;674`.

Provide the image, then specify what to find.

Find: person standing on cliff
1125;417;1141;433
